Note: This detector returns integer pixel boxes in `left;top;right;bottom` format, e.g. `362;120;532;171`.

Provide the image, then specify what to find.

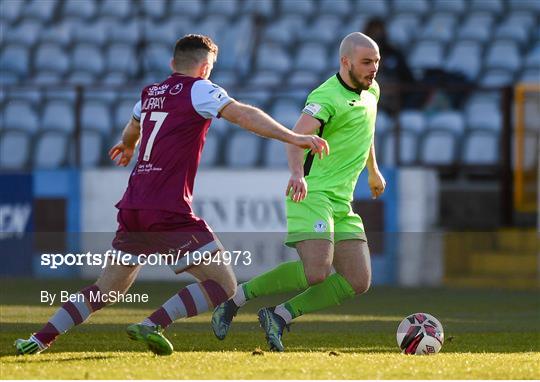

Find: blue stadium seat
80;130;105;167
39;23;72;46
421;13;457;43
207;0;239;17
143;19;178;45
381;128;419;166
210;70;238;89
485;40;522;72
262;15;306;46
35;43;70;76
25;0;58;23
433;0;466;14
520;69;540;83
506;11;536;30
33;131;69;168
280;0;315;17
42;101;75;132
1;0;24;23
480;69;514;87
114;100;137;128
191;16;228;42
82;101;112;133
294;43;328;73
71;44;104;76
445;41;482;80
224;129;262;167
109;19;141;44
199;129;221;167
257;43;293;74
398;110;425;133
340;16;370;41
354;0;388;16
213;17;253;73
4;21;41;46
419;129;459;166
262;139;288;168
72;21;108;45
33;72;62;85
6;89;42;105
495;22;529;46
4;101;39;133
525;43;540;68
271;98;303;128
320;0;352;16
469;0;503;14
249;71;282;87
458;12;495;42
375;110;394;134
462;129;499;165
0;45;29;77
106;44;138;76
63;0;97;19
508;0;540;12
141;0;167;19
170;0;203;18
388;13;421;47
0;130;31;169
428;111;465;134
100;0;131;19
143;44;171;74
287;71;320;88
408;40;444;72
302;15;342;45
466;97;501;130
393;0;429;14
243;0;275;18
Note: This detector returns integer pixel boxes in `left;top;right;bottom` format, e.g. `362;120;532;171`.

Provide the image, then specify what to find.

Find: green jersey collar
336;72;362;95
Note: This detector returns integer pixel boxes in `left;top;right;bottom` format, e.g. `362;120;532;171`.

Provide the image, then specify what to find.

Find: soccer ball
396;313;444;355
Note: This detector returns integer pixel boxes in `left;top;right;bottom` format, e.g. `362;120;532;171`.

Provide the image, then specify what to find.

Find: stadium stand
0;0;538;172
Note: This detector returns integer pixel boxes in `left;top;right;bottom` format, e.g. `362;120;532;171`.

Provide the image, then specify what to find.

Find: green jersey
301;73;380;202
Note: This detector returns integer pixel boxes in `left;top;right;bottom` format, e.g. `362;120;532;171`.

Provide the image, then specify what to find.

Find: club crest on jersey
303;103;321;116
348;99;361;107
169;83;183;95
313;220;327;232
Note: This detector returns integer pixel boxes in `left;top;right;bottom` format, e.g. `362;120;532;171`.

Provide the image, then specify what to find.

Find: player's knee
306;268;331;285
350;276;371;295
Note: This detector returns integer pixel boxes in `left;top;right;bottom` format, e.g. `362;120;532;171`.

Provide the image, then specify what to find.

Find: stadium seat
469;0;503;14
0;130;31;169
293;43;328;73
458;12;495;42
235;91;273;109
520;69;540;83
108;19;141;44
387;13;421;47
210;70;238;88
114;99;137;129
63;0;97;20
320;0;352;16
224;129;262;167
262;139;288;168
398;110;425;133
191;16;228;42
100;0;131;19
249;71;282;87
393;0;429;14
408;41;444;72
213;17;253;73
508;0;540;12
445;41;482;80
428;111;465;134
462;128;499;165
466;98;502;130
243;0;275;18
375;110;394;134
495;22;529;46
257;43;293;74
82;101;112;133
354;0;388;16
302;15;342;45
33;72;62;85
525;43;540;68
419;129;459;166
72;21;108;45
262;15;306;46
1;0;24;23
80;130;105;167
199;129;221;167
39;23;72;46
33;131;70;169
141;0;167;19
485;40;521;72
506;11;537;30
480;69;514;87
170;0;203;18
71;44;104;77
106;44;138;77
143;44;171;74
381;128;419;166
271;98;303;128
0;45;29;77
143;19;179;45
280;0;314;16
35;43;70;76
287;71;320;88
25;0;58;23
421;13;457;43
4;21;41;46
4;101;39;133
339;16;370;42
207;0;238;17
432;0;465;14
210;117;233;134
6;89;42;105
42;101;75;133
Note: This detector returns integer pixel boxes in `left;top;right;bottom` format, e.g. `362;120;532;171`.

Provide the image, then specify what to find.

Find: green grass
1;278;539;379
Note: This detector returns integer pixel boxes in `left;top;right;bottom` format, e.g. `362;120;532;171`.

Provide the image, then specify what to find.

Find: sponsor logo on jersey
313;220;327;232
348;99;362;107
147;84;169;96
169;83;183;95
303;103;321;116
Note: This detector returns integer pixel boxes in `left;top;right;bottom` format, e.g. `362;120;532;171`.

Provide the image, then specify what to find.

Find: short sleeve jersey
117;73;233;214
301;73;380;202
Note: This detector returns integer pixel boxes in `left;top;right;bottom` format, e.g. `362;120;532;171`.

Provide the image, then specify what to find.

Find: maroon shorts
112;209;220;269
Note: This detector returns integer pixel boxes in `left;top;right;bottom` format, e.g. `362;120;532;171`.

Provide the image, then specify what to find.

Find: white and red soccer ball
396;313;444;355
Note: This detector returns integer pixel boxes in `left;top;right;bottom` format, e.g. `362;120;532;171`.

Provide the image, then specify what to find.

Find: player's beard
348;64;370;91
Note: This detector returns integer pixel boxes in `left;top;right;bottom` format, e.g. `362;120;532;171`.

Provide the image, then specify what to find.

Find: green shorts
285;191;367;247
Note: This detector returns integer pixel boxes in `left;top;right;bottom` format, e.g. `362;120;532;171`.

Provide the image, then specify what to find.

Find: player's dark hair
173;34;218;70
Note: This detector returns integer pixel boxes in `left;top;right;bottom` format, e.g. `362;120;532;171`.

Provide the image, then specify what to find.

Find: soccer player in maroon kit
15;34;328;356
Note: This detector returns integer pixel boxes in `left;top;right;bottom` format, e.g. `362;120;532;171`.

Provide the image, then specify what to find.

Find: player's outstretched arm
109;117;141;167
286;114;324;202
367;140;386;199
220;100;329;156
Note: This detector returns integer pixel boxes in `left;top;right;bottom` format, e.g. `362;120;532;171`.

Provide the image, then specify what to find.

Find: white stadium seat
35;44;70;76
409;41;444;71
257;43;293;73
462;129;499;165
428;111;465;134
398;110;425;133
294;43;328;73
445;41;482;80
419;129;458;166
485;40;522;72
82;101;112;133
421;13;457;43
225;130;262;167
42;101;75;133
34;131;70;169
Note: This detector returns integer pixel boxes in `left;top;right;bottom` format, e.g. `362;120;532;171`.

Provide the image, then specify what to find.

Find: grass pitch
1;278;539;379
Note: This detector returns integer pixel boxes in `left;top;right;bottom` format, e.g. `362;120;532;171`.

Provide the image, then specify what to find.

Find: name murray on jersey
142;96;166;110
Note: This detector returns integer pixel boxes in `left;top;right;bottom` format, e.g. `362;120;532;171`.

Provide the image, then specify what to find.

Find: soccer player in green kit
212;32;386;351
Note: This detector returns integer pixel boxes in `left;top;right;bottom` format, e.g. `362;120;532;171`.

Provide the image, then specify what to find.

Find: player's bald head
339;32;379;59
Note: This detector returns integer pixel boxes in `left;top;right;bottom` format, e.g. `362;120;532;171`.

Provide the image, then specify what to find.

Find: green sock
280;273;356;320
242;261;309;301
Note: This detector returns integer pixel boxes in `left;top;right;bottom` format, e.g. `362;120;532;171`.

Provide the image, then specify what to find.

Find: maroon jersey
116;73;233;213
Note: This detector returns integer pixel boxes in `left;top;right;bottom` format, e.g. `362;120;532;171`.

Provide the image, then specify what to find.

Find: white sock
140;318;155;327
274;304;293;324
232;284;247;307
